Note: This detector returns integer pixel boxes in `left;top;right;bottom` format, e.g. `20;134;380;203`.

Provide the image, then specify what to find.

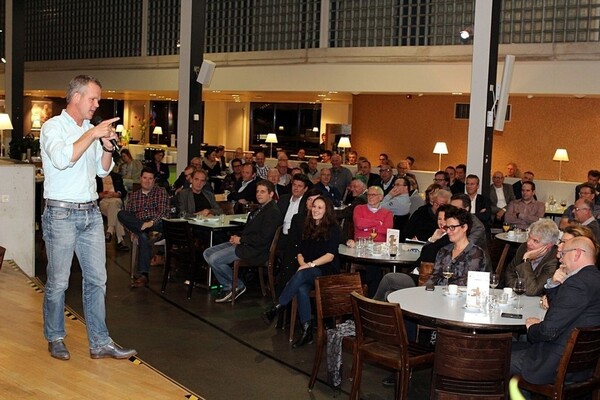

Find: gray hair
368;186;384;196
66;75;102;103
529;218;560;245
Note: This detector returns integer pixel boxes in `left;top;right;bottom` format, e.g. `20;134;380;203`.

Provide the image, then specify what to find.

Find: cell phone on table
425;283;435;291
501;312;523;319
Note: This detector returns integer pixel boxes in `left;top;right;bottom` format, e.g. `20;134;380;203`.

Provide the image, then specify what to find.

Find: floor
33;235;433;399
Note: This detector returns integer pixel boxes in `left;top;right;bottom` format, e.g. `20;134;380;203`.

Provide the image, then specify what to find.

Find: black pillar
5;0;25;141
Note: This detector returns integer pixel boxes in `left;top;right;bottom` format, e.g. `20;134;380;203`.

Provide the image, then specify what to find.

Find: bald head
562;236;597;273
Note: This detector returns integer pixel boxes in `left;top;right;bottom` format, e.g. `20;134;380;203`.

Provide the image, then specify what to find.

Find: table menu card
387;229;400;256
466;271;490;307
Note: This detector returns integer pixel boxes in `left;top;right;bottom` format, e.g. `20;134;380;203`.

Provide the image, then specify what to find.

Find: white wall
0;160;35;276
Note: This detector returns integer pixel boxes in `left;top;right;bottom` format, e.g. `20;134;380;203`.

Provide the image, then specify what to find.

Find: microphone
92;116;120;154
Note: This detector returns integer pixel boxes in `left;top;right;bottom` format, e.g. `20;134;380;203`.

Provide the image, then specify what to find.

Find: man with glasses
571;198;600;242
505;181;545;230
222;158;243;193
489;170;516;224
433;170;450;189
402;189;452;242
574;169;600;206
510;236;600;385
382;176;412;231
378;160;396;196
559;182;600;230
504;219;559;295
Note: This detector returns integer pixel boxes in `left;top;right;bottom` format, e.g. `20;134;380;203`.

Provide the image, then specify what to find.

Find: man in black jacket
204;180;282;303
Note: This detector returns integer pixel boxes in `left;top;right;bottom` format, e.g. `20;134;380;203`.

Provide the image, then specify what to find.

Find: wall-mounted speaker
197;60;216;87
494;55;515;132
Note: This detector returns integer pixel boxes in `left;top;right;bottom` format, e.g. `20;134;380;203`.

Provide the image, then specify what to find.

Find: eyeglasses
557;239;566;245
433;178;446;182
380;168;391;173
579;191;593;196
573;207;590;212
367;193;380;197
559;248;586;257
443;224;464;231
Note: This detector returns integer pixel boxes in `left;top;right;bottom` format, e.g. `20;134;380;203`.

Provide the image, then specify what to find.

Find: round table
338;243;422;272
387;286;546;332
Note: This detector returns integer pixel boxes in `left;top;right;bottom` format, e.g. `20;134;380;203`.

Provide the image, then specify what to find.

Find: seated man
337;178;368;240
465;174;492;230
574;169;600;206
559;183;600;230
305;157;320;184
504;219;559;296
227;163;257;212
203;180;281;303
377;161;396;197
505;181;545;230
572;198;600;243
96;170;129;251
172;165;195;195
222;158;243;193
510;236;600;385
118;168;170;288
489;170;516;224
513;170;535;200
314;168;343;207
355;159;381;188
266;168;290;201
176;170;222;217
381;176;412;231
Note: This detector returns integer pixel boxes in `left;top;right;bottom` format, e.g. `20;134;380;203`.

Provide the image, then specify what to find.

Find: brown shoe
131;275;149;288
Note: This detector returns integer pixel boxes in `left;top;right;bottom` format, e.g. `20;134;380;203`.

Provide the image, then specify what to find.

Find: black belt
46;199;97;209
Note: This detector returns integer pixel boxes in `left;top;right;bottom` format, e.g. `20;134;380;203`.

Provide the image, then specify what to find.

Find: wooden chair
0;245;5;271
418;261;434;286
350;292;434;400
308;273;364;390
517;326;600;400
230;226;281;305
161;219;200;299
430;328;513;399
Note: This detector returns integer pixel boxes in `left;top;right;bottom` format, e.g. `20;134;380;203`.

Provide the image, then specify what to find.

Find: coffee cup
448;284;458;295
503;287;513;296
507;230;515;239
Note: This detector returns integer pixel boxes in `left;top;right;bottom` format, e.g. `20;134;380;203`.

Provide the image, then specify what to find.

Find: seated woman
504;218;559;296
426;205;487;286
262;196;341;348
118;149;143;192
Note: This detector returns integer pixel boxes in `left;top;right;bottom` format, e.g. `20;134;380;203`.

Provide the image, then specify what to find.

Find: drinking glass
369;228;378;241
513;278;526;309
442;265;453;286
490;274;499;289
502;222;510;233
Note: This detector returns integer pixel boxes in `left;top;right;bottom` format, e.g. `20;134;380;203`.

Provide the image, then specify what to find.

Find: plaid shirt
124;185;169;225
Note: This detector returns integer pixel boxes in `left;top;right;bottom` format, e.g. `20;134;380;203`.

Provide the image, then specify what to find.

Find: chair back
162;219;196;261
350;292;408;348
315;273;363;324
0;245;5;271
418;261;434;286
556;326;600;396
430;328;512;399
266;226;282;269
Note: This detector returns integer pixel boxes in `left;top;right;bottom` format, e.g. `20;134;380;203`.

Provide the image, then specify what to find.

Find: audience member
504;219;559;295
148;149;170;190
446;166;464;194
572;198;600;242
575;169;600;206
378;153;390;168
204;180;281;303
118;168;170;288
172;165;195;194
314;168;343;206
397;159;418;191
320;150;332;163
296;148;307;161
455;164;467;183
222;158;243;193
243;152;254;165
276;159;292;186
489;170;515;223
227;163;258;211
403;188;451;242
510;236;600;385
356;159;380;187
407;175;425;215
465;174;492;229
338;178;368;240
277;174;310;255
378;160;395;196
305;157;320;184
190;157;202;170
202;146;223;193
347;150;358;165
266;168;290;201
426;206;487;286
329;154;353;197
118;148;143;191
254;151;269;179
215;145;226;170
506;162;521;178
381;176;412;231
231;147;244;169
406;156;415;170
433;170;450;189
450;193;488;257
505;181;545;229
262;196;340;348
513;170;534;200
559;183;600;230
176;170;222;217
96;171;129;251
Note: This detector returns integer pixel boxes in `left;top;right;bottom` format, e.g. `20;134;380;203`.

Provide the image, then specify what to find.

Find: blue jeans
279;267;322;325
42;205;111;349
203;242;242;292
117;210;163;275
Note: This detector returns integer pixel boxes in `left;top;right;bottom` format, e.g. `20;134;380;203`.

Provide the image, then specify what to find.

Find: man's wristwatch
309;262;316;268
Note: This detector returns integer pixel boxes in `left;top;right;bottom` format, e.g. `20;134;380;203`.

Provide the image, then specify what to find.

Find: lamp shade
265;133;278;143
432;142;448;155
32;119;42;129
0;113;14;130
337;136;352;148
153;126;163;135
312;127;319;133
552;148;569;162
115;124;124;133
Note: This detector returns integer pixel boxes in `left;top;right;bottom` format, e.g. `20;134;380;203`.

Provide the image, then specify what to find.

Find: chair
350;292;434;400
161;219;200;299
230;226;281;305
517;326;600;400
0;245;5;271
308;273;364;390
418;261;434;286
430;328;513;399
